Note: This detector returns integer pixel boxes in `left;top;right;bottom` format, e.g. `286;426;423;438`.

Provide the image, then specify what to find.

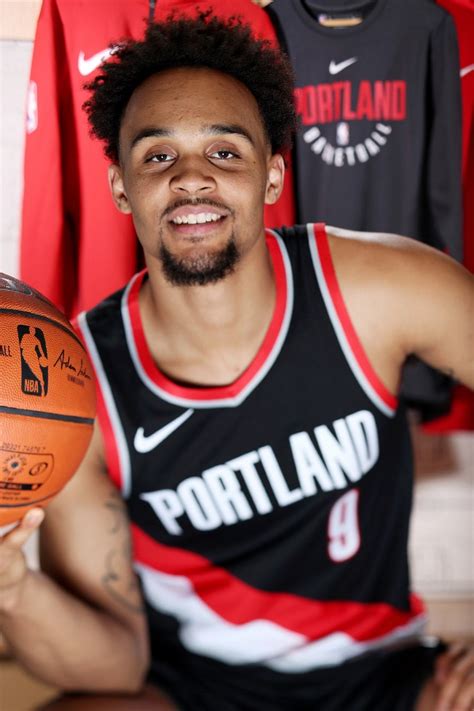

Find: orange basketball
0;274;96;526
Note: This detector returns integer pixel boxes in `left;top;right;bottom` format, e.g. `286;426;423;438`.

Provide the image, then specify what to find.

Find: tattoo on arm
104;490;128;534
102;489;144;615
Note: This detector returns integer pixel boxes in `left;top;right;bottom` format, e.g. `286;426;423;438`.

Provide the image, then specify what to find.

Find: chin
159;240;239;287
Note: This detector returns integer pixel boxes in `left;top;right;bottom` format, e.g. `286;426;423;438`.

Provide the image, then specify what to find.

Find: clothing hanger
149;0;156;24
302;0;375;27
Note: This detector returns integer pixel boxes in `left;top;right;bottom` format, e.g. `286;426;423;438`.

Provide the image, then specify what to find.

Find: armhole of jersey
307;223;398;417
75;312;132;497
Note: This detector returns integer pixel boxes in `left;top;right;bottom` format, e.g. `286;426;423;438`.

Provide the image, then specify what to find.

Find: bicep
39;423;146;635
401;249;474;388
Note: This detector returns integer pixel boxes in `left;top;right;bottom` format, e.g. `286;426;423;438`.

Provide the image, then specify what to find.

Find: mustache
162;197;233;218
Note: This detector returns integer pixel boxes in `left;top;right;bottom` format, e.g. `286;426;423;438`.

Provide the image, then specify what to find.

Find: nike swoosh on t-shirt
134;409;194;454
329;58;358;75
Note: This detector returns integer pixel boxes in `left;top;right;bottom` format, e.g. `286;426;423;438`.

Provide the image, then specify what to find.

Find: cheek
124;187;162;243
228;166;268;204
125;180;163;218
243;171;268;210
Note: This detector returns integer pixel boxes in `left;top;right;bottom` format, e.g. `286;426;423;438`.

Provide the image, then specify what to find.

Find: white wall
0;40;31;274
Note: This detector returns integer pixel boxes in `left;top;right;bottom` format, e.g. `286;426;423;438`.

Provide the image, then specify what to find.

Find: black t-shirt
268;0;462;257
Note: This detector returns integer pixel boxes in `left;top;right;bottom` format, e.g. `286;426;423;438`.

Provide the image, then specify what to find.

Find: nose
169;156;217;196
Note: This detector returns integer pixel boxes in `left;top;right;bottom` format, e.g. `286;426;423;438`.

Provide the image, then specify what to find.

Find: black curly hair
83;11;296;162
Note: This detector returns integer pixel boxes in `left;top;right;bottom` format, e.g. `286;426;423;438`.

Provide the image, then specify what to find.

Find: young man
1;12;473;711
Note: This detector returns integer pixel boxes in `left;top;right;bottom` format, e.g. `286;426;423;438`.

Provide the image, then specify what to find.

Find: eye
145;152;174;163
209;149;240;160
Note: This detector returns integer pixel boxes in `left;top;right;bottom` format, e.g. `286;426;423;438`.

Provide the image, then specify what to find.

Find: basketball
0;273;96;526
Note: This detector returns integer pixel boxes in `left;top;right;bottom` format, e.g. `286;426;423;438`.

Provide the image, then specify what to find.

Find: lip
168;214;228;237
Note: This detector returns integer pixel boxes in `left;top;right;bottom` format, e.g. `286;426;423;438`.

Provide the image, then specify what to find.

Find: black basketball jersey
77;224;425;705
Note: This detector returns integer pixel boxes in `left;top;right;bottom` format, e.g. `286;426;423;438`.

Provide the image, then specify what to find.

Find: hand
434;642;474;711
0;508;44;612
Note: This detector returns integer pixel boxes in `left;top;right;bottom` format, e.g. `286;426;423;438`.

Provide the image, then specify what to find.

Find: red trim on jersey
74;317;123;492
127;232;288;401
93;383;123;492
313;224;398;411
132;524;424;642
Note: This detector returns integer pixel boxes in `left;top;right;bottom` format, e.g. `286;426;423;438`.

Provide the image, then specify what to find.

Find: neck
139;233;276;387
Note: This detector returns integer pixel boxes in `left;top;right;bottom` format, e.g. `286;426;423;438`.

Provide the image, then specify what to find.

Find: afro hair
83;11;296;162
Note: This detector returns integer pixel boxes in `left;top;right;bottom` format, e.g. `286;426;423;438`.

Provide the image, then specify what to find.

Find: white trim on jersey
306;225;396;418
136;562;426;671
77;312;132;498
121;232;294;409
266;615;426;672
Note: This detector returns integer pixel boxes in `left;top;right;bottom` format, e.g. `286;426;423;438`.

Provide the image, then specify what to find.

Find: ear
264;154;285;205
108;164;132;214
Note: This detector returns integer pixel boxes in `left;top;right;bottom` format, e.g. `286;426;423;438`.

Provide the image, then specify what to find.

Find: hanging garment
424;0;474;432
267;0;462;253
20;0;295;318
266;0;463;423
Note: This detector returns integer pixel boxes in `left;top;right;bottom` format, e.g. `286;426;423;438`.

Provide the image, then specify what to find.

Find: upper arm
394;244;474;388
328;228;473;392
39;423;148;648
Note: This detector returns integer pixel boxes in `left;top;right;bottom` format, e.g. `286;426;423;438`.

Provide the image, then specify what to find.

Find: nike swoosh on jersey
329;58;358;75
78;47;115;76
134;409;194;453
460;64;474;78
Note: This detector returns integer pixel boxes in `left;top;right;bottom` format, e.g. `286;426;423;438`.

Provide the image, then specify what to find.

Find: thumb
3;509;45;549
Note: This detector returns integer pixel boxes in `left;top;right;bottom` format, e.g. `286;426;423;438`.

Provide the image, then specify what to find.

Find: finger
445;642;470;660
2;509;44;548
450;650;474;678
436;651;474;710
449;672;474;711
436;645;471;684
436;653;452;683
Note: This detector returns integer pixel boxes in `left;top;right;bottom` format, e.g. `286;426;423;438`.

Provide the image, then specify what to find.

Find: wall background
0;0;472;640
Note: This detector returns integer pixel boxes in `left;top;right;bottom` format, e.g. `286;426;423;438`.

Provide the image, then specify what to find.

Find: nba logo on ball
17;324;49;397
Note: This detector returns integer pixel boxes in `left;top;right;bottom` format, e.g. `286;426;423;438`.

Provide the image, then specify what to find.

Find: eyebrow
205;124;255;146
129;123;255;151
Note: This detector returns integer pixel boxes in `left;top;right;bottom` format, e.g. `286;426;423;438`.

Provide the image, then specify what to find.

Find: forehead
120;67;267;148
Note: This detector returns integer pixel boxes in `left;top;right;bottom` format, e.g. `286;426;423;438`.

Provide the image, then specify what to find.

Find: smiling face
109;67;284;286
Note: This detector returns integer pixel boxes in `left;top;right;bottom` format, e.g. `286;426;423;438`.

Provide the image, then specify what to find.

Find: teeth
172;213;222;225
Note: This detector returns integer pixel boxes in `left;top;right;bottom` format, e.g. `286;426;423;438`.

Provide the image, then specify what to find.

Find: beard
159;237;239;287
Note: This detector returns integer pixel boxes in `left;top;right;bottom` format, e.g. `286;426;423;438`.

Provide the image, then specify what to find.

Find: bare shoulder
325;225;474;387
327;224;459;272
326;225;472;303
